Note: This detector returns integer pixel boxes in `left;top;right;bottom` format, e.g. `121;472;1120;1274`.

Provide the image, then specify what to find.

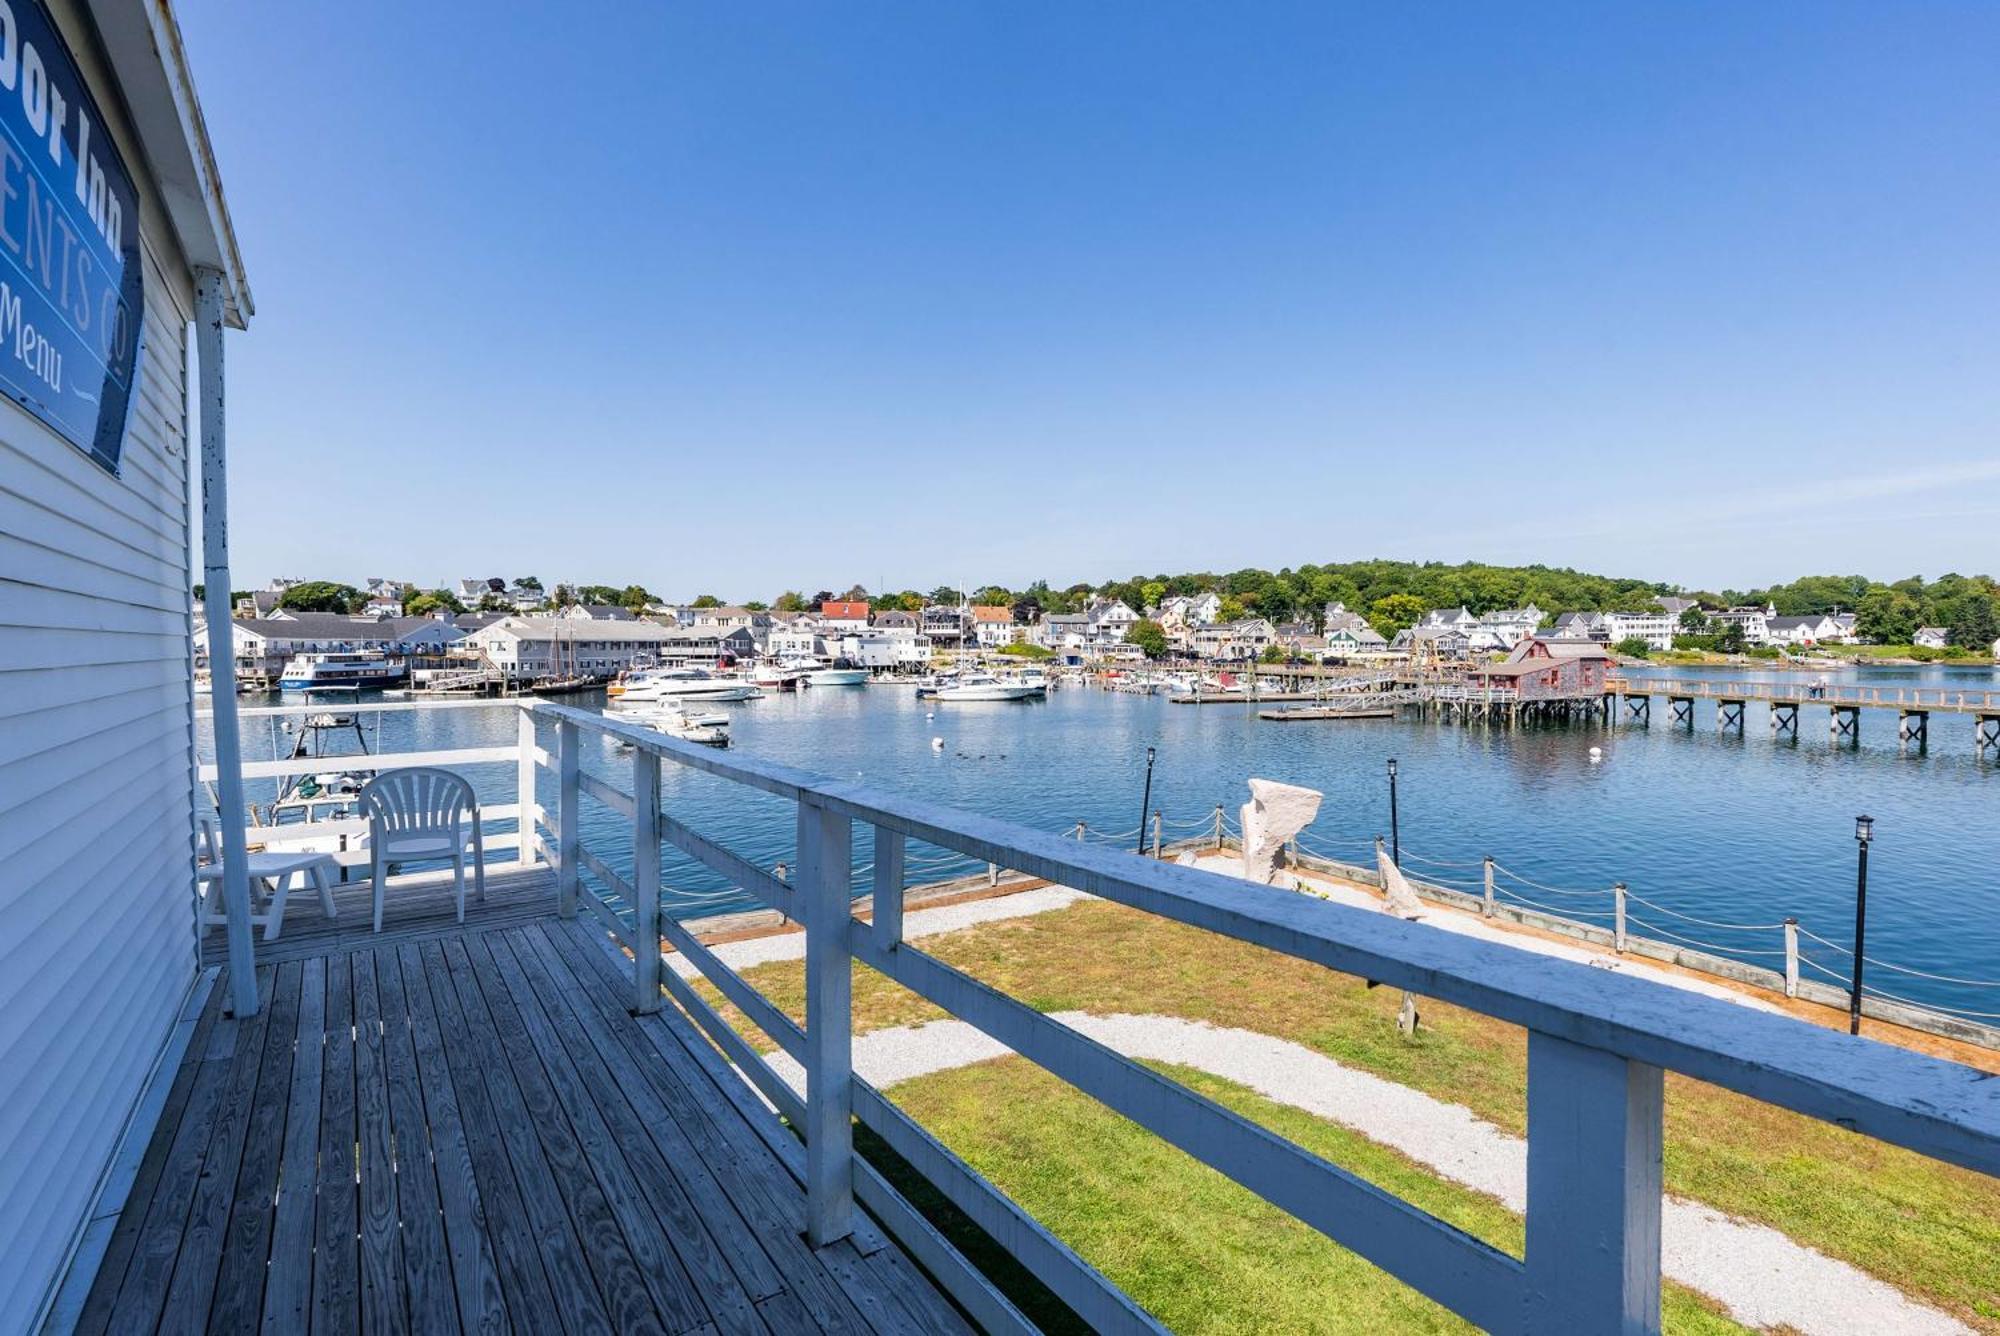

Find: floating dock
1257;706;1397;721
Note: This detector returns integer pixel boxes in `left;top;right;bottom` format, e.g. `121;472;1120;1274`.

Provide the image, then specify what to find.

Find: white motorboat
932;671;1042;702
806;665;869;687
625;703;731;747
749;661;802;692
615;667;762;703
1001;666;1049;696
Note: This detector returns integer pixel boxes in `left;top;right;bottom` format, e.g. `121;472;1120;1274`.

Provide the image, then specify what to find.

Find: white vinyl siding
0;90;199;1336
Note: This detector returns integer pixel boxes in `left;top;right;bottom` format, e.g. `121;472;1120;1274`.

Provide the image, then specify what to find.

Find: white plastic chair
358;767;486;932
195;817;339;942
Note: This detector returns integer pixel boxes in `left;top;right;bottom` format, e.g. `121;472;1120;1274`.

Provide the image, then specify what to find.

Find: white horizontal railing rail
524;700;2000;1336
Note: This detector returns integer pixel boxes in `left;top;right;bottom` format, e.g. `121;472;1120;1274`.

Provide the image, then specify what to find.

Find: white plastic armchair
357;767;486;932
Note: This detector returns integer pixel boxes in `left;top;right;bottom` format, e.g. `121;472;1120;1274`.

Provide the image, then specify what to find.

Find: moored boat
933;671;1042;702
278;650;408;691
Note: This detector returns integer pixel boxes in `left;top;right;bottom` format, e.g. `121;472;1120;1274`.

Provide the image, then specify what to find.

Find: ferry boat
615;666;761;703
278;651;408;691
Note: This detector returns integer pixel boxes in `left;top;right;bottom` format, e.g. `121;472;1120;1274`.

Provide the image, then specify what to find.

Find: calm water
204;662;2000;1021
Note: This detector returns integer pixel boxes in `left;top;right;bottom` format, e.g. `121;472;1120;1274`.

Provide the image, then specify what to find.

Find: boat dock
1607;676;2000;751
1258;705;1398;721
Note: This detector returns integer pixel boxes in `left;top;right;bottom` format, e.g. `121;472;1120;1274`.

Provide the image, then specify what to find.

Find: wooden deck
199;859;569;967
87;907;975;1335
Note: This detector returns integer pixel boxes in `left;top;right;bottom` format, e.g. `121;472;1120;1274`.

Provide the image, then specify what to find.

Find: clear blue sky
181;3;2000;599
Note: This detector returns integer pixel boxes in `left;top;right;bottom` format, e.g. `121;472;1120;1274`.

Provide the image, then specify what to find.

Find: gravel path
667;884;1088;979
766;1013;1968;1335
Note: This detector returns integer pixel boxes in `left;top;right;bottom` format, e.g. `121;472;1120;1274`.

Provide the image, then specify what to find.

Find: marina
202;660;2000;1025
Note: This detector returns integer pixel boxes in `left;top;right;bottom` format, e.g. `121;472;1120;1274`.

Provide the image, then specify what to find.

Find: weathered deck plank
76;906;968;1336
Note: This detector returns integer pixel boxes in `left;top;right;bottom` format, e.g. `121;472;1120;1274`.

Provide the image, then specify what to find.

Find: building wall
0;6;202;1323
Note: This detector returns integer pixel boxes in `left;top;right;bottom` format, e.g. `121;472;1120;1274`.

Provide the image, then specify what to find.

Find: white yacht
806;665;869;687
932;671;1042;702
614;666;762;703
278;650;407;691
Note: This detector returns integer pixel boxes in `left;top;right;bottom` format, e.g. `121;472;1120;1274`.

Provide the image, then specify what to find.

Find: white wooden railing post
1214;804;1225;849
1783;919;1800;998
1151;810;1163;858
800;795;855;1246
631;750;662;1014
556;717;579;917
873;826;905;952
516;710;537;865
1483;857;1496;918
1524;1031;1665;1334
1613;883;1628;953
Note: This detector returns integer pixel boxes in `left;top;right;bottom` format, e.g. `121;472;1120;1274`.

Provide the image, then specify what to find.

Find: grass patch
705;899;2000;1329
880;1056;1743;1333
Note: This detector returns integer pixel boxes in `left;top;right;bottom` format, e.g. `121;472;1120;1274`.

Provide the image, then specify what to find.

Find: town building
1915;627;1951;649
556;603;639;621
1602;610;1677;651
922;603;972;648
818;600;871;634
1192;618;1277;661
971;604;1018;648
1710;605;1775;646
1468;637;1618;698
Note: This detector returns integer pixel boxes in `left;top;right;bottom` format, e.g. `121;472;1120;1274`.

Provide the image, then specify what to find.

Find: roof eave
86;0;252;326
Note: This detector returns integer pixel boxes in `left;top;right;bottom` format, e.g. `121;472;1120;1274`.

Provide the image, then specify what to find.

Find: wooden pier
1607;676;2000;753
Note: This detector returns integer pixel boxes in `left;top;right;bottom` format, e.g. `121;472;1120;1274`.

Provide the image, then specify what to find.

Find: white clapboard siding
0;174;199;1336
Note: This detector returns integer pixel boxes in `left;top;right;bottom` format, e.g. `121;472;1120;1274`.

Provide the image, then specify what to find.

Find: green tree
406;589;465;617
1127;619;1169;659
691;594;722;608
1950;595;1998;650
774;591;806;612
744;600;769;612
619;584;654;610
277;581;362;613
1715;622;1748;654
1259;644;1287;664
515;576;543;593
1367;593;1427;636
1855;589;1921;645
1140;580;1168;611
1612;636;1652;659
1217;596;1248;623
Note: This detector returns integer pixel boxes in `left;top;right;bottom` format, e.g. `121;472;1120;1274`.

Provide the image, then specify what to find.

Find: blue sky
181;3;2000;599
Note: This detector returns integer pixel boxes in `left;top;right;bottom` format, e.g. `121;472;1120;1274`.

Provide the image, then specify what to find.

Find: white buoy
931;736;945;750
1588;746;1603;763
925;711;934;720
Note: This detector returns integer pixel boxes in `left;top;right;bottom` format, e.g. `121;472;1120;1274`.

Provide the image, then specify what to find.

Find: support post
1151;810;1163;858
800;796;855;1246
1213;804;1225;849
1783;919;1799;999
630;750;661;1014
872;827;905;952
1524;1032;1665;1334
516;709;537;865
1613;883;1628;953
194;267;257;1019
1483;857;1496;918
986;861;999;887
555;717;579;916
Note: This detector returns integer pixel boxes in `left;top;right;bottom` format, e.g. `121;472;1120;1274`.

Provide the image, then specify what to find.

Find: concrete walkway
768;1014;1968;1336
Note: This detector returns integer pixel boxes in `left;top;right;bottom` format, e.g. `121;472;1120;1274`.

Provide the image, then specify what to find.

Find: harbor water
205;661;2000;1022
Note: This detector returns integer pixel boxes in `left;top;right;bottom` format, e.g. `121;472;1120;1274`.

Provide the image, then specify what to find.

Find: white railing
521;699;2000;1336
1609;677;2000;714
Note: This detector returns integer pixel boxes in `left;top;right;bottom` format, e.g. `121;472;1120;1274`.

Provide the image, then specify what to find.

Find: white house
1914;626;1950;650
818;600;871;634
1478;604;1545;647
1089;599;1140;641
1602;610;1677;651
971;604;1018;648
769;618;823;660
1766;614;1846;647
1711;605;1775;646
1193;618;1276;661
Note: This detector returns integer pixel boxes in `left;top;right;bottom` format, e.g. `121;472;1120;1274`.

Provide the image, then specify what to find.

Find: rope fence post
1784;919;1800;998
1075;820;1086;841
1483;857;1496;918
1613;882;1628;954
1151;810;1163;858
987;861;999;887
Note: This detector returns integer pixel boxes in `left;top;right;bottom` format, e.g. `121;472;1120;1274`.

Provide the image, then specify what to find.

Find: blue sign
0;0;143;473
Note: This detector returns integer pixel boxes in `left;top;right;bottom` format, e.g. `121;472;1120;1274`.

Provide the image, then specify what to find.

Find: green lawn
885;1057;1744;1333
703;898;2000;1330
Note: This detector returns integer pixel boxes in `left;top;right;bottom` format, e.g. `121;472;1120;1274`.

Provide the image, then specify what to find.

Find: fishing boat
278;650;408;691
933;671;1042;702
615;666;762;703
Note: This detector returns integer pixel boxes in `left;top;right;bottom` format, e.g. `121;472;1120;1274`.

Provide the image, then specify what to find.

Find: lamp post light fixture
1387;758;1401;868
1849;815;1874;1036
1136;746;1157;855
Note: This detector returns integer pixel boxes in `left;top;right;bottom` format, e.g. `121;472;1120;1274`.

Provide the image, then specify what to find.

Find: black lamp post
1386;758;1401;867
1136;746;1156;855
1849;814;1873;1035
